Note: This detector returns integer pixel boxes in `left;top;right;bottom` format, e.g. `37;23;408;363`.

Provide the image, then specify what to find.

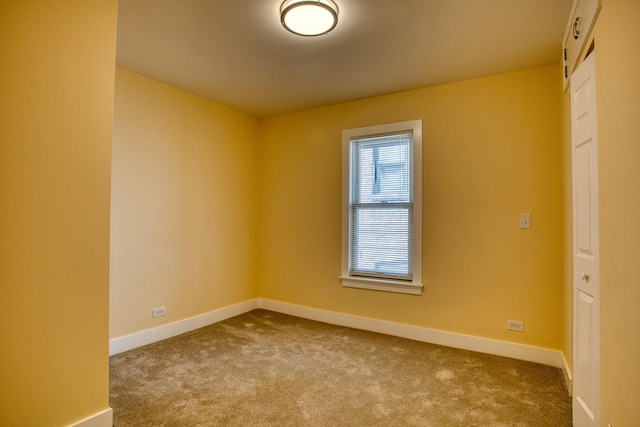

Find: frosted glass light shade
280;0;339;36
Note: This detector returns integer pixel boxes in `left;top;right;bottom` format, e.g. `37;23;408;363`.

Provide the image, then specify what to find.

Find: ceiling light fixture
280;0;339;37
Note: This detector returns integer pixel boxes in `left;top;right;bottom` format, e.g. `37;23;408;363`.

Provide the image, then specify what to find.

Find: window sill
340;276;422;295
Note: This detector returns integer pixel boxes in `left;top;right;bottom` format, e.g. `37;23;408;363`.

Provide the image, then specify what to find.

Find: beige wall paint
110;68;260;339
259;65;564;350
0;1;117;425
593;0;640;424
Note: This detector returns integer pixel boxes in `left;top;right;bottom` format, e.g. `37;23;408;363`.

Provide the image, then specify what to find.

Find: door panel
575;290;595;419
575;142;593;257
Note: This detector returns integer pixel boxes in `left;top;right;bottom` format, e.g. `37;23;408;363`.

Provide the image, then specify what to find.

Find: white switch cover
519;213;531;229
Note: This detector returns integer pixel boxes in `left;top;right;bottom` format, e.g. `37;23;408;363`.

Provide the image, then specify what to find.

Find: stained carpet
109;309;571;426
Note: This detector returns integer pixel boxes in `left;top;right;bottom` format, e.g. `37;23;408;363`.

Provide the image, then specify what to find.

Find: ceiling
116;0;573;118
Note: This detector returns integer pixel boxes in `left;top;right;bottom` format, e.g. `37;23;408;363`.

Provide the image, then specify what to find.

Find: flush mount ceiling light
280;0;339;37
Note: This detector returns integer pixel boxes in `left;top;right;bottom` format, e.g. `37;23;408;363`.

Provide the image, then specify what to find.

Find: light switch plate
519;213;531;229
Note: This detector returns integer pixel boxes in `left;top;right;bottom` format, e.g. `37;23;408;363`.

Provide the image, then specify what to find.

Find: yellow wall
259;65;564;349
0;1;117;425
110;68;260;339
593;0;640;424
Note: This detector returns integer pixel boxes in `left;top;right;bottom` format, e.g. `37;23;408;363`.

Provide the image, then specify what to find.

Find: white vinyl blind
349;132;413;281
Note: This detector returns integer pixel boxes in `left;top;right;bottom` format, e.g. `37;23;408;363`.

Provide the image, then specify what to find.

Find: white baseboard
110;297;570;375
69;408;112;427
258;298;566;369
109;299;259;356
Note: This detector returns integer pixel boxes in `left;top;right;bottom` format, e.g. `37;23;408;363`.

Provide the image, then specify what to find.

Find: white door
571;52;600;427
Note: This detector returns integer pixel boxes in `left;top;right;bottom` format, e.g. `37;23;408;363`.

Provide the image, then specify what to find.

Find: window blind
349;132;413;280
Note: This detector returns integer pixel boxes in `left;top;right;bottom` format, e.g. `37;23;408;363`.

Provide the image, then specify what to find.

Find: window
341;120;422;295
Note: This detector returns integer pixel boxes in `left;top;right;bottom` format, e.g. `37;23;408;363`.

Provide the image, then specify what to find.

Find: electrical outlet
519;213;531;229
507;320;524;332
152;306;166;318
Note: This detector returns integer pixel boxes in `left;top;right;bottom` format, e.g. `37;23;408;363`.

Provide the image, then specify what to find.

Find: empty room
1;1;639;426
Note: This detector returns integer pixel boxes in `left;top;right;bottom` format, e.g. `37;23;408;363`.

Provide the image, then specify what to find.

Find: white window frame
340;120;423;295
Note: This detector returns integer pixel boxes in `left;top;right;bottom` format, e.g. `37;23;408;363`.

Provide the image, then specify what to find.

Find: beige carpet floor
110;309;571;426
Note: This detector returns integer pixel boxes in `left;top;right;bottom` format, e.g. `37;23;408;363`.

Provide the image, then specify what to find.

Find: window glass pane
352;134;412;204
